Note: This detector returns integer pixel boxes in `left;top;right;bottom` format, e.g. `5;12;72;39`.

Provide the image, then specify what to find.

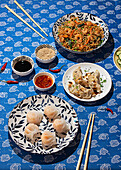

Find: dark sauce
14;60;32;72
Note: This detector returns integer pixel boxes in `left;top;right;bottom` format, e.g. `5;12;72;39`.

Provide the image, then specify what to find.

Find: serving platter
63;63;112;102
8;94;79;154
52;12;109;54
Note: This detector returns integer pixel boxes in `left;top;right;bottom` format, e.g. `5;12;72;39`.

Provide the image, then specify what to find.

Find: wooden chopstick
76;114;92;170
5;5;45;39
84;114;95;170
14;0;48;37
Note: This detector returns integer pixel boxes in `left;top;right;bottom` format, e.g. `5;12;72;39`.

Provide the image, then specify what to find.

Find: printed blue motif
0;0;121;170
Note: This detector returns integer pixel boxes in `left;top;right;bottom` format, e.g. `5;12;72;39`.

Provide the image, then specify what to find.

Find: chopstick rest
14;0;48;37
5;5;45;39
76;114;95;170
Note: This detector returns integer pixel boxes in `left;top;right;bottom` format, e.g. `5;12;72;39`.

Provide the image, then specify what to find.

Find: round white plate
8;95;79;154
63;63;112;102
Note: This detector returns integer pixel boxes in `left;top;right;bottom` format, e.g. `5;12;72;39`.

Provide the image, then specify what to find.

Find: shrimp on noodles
58;16;104;52
74;34;83;42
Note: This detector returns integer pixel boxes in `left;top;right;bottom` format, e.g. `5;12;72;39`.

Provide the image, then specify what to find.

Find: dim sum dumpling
27;110;43;125
44;105;58;119
41;130;56;149
24;123;40;141
53;118;69;133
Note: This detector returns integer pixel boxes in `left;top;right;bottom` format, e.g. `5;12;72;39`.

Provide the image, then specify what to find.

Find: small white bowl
113;46;121;72
35;44;57;63
11;55;34;76
33;72;55;91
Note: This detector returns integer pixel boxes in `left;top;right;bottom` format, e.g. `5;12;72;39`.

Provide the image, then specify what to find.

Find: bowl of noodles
52;12;109;54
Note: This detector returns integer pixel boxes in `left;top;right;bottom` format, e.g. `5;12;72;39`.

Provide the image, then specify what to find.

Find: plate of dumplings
8;94;79;154
63;63;112;102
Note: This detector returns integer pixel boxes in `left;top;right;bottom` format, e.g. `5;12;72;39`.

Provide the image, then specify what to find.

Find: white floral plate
8;95;79;154
63;63;112;102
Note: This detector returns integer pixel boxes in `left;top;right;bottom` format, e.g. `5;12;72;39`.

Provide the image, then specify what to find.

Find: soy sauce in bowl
11;55;34;76
14;60;32;72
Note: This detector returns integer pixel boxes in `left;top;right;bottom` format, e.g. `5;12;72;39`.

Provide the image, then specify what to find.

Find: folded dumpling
24;123;40;141
44;105;58;120
73;67;83;84
53;118;69;134
73;67;89;87
27;110;43;125
41;131;56;149
69;67;102;99
68;82;93;99
84;70;101;93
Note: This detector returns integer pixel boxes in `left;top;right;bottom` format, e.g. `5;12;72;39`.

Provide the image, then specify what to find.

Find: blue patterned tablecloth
0;0;121;169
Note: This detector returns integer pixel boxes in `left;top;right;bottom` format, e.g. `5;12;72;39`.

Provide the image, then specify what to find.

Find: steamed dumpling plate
8;94;79;154
24;104;70;149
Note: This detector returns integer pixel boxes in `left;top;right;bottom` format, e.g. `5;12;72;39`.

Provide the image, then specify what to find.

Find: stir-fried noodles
58;16;104;52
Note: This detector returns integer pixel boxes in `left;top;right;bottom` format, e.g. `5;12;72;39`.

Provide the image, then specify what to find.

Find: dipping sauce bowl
33;72;55;91
11;55;34;76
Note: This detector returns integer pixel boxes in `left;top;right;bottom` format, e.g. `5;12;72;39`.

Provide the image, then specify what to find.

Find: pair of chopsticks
5;0;48;39
76;114;95;170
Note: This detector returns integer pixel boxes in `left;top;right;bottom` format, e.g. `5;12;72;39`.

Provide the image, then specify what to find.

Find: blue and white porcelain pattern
0;0;121;169
52;12;109;54
8;94;79;154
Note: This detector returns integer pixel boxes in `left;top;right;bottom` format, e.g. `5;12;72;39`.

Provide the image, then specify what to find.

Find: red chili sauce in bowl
35;75;53;88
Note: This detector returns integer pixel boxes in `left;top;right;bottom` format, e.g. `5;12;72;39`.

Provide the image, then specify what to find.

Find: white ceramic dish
35;44;57;63
33;72;55;91
113;46;121;72
11;55;34;76
53;12;109;54
63;63;112;102
8;94;79;154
